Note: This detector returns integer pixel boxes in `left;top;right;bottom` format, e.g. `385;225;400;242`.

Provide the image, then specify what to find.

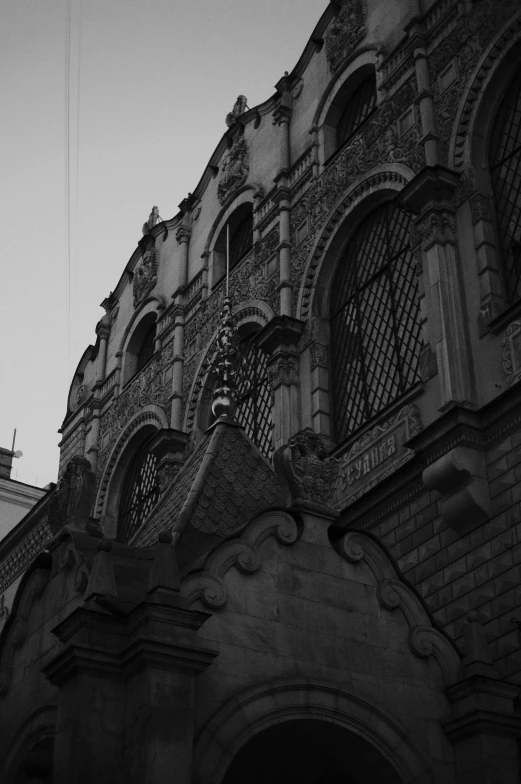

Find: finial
211;295;240;420
142;206;160;235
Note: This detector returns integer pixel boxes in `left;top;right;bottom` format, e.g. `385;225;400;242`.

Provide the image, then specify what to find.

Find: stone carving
274;428;340;509
255;225;279;265
142;205;159;235
133;247;159;307
267;355;299;392
469;192;493;225
226;95;248;128
337;531;460;685
413;209;455;249
431;0;521;167
325;0;366;73
332;405;422;509
0;518;52;595
181;511;298;609
502;321;521;386
0;595;8;621
47;456;97;534
217;137;250;205
100;349;172;442
310;342;328;369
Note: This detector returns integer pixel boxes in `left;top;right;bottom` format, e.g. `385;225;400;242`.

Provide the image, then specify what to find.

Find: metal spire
211;224;240;419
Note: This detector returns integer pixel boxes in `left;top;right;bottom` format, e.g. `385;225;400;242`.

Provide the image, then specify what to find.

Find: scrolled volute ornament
273;428;340;510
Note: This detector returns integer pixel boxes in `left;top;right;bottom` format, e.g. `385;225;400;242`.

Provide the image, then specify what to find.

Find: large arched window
489;68;521;303
235;336;273;458
117;439;159;543
330;202;421;443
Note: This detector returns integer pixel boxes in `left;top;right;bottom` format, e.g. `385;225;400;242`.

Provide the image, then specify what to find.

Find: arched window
235;336;273;457
337;73;377;148
123;313;157;384
117;439;159;543
213;203;254;285
330;202;421;443
137;321;156;371
489;68;521;303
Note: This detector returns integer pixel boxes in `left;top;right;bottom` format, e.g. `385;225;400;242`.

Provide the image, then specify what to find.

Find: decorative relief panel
325;0;366;73
431;0;521;167
98;340;175;475
502;322;521;386
133;247;159;307
331;405;422;509
217;136;250;205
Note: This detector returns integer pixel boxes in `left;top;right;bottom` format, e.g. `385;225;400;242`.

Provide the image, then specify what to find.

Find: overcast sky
1;0;326;486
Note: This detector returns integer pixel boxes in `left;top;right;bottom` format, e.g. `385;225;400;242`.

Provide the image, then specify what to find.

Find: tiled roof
134;420;285;569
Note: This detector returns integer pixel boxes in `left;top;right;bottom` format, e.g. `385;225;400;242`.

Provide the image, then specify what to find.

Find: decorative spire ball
211;296;240;419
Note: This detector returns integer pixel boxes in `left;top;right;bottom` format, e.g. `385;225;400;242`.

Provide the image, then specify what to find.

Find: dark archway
222;719;403;784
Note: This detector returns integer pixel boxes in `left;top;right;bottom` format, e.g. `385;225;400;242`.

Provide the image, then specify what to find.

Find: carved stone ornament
47;456;97;534
273;428;340;510
217;137;249;206
331;405;422;510
325;0;366;72
225;95;248;128
133;247;159;307
502;321;521;386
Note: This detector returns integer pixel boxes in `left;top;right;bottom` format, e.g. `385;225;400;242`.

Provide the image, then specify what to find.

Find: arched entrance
221;719;402;784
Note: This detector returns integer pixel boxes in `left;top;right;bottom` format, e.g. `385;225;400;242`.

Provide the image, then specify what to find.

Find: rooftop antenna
11;428;16;452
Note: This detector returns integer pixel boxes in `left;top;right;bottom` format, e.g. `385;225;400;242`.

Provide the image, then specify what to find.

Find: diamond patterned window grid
117;440;159;544
490;68;521;303
337;74;377;147
331;202;421;444
235;339;273;458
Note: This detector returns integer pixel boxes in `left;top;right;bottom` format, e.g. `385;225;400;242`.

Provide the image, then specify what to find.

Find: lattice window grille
490;68;521;304
337;74;377;147
117;441;159;544
331;202;421;444
235;339;273;458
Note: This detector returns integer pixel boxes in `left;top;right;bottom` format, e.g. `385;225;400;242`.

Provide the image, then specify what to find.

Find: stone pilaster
401;166;475;409
43;545;217;783
444;616;521;784
255;316;304;449
273;87;293;318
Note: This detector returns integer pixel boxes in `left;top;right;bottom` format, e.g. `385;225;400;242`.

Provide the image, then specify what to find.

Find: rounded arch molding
2;705;57;783
296;164;413;323
118;294;166;357
94;405;168;523
449;10;521;173
184;300;273;436
193;679;435;784
204;183;263;255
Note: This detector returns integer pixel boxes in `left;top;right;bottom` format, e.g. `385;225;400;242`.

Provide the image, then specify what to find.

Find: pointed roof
133;419;285;573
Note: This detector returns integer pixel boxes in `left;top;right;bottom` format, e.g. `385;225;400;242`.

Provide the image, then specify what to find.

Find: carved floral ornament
217;136;250;206
325;0;367;73
502;321;521;386
133;247;159;308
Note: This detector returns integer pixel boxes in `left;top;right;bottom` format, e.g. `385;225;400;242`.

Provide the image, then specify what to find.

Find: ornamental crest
274;428;340;509
217;137;249;205
325;0;366;73
133;247;159;307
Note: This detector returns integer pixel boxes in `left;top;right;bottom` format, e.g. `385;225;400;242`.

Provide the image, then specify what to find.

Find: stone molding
193;678;434;784
450;10;521;171
335;531;461;686
181;511;299;609
296;168;411;322
95;406;168;519
0;553;53;695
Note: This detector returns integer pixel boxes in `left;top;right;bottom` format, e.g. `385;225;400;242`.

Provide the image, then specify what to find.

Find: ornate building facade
2;0;521;781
